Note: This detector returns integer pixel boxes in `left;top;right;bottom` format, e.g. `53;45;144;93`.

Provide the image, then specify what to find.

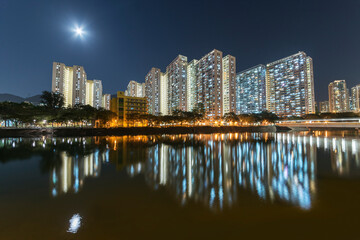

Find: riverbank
0;125;291;137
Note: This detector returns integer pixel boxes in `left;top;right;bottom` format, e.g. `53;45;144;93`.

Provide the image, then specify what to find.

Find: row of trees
126;102;280;127
3;91;358;128
0;91;116;128
126;108;360;127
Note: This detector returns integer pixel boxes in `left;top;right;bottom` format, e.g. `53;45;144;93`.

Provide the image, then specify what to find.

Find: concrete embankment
0;125;291;138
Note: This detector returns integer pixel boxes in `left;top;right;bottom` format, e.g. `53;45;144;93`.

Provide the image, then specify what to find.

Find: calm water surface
0;131;360;239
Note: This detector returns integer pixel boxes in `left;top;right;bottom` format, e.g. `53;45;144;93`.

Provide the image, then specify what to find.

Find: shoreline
0;125;292;137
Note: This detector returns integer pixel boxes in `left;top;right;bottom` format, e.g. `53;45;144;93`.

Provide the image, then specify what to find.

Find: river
0;131;359;239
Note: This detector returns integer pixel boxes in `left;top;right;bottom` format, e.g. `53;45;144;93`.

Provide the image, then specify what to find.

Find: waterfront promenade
0;125;291;137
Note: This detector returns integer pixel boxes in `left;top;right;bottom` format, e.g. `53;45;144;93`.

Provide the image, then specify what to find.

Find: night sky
1;0;360;101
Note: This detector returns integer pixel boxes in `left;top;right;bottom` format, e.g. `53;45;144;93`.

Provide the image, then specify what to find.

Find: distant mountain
24;94;42;105
0;94;25;103
0;93;42;105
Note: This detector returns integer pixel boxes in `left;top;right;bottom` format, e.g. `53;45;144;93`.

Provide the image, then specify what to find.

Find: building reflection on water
0;137;108;197
142;133;318;210
123;132;360;210
1;132;359;210
47;138;110;197
50;149;109;197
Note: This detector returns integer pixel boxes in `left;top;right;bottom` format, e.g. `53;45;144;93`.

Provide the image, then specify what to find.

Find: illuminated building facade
125;80;145;98
160;72;168;115
265;52;315;117
52;62;87;107
52;62;111;109
110;91;147;126
86;79;103;109
328;80;349;112
186;59;198;111
72;65;87;106
319;101;330;113
145;68;163;115
143;50;236;117
222;55;236;114
236;64;266;114
351;85;360;112
166;55;188;113
102;94;111;110
52;62;73;107
196;49;224;118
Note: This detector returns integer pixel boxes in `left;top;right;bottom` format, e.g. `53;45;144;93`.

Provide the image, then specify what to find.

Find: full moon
72;24;86;38
74;27;84;37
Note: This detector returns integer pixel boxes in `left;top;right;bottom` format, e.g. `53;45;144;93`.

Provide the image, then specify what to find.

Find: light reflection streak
50;150;107;196
1;133;359;211
141;132;360;211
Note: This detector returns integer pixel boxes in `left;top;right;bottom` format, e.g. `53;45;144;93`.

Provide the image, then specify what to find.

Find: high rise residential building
93;80;103;109
166;55;188;114
145;68;163;115
186;59;198;111
351;85;360;112
305;57;315;114
222;55;236;114
196;49;223;118
102;94;111;110
319;101;330;113
160;72;168;115
125;80;145;98
265;52;315;117
328;80;349;113
52;62;72;107
86;80;94;106
86;79;103;109
349;95;354;112
72;65;87;106
52;62;87;107
236;64;266;114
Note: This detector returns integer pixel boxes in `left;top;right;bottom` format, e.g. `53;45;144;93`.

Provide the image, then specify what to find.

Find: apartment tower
145;68;163;115
328;80;349;112
102;94;111;110
351;85;360;112
166;55;188;114
52;62;87;107
126;80;146;98
319;101;330;113
86;79;103;109
222;55;236;114
236;64;266;114
186;59;198;112
196;49;223;118
265;52;315;117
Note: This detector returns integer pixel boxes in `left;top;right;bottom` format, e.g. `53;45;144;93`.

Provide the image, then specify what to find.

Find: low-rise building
110;91;147;126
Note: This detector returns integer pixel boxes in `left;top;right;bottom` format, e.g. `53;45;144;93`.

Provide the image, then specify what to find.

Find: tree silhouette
40;91;65;109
